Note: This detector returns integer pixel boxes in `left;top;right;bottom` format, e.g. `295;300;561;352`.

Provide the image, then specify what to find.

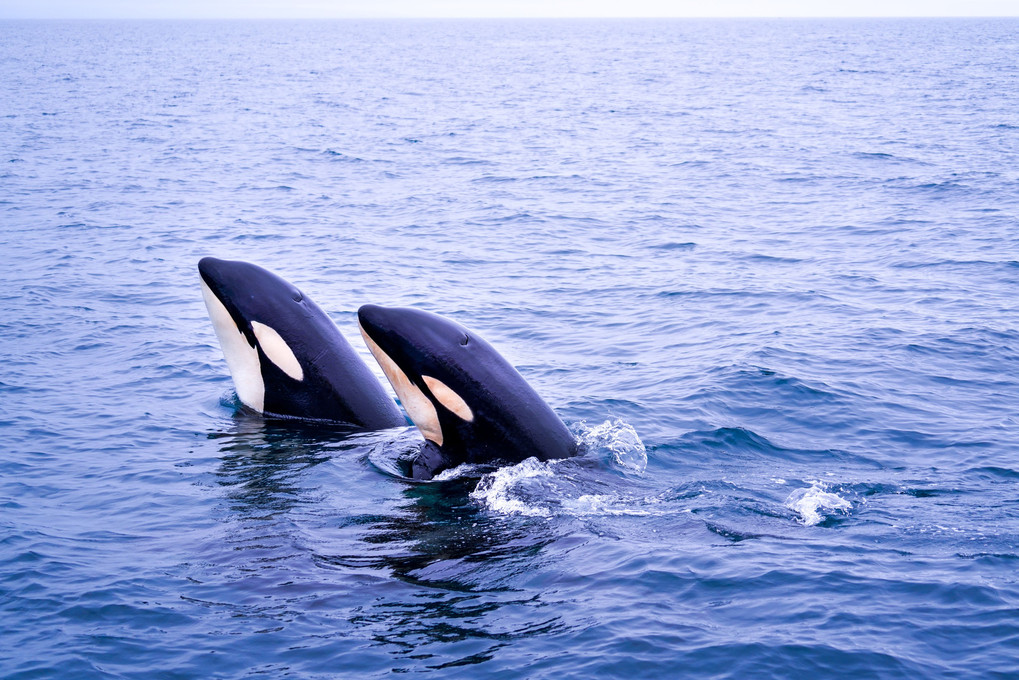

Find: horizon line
3;14;1018;19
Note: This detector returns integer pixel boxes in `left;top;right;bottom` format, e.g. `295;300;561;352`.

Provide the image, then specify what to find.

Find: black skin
358;304;578;479
199;257;404;430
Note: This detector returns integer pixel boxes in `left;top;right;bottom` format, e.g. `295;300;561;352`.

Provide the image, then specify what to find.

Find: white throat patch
200;278;265;413
360;323;444;446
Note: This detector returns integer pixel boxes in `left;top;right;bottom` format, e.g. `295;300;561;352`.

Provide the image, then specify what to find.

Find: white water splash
785;482;852;526
577;419;647;474
470;457;555;516
470;459;666;518
470;420;649;516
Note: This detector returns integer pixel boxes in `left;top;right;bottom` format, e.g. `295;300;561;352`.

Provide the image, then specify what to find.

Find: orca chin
198;257;404;429
357;304;578;480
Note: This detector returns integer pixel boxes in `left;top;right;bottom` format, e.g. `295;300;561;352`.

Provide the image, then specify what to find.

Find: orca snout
197;256;225;278
357;304;394;342
197;256;236;293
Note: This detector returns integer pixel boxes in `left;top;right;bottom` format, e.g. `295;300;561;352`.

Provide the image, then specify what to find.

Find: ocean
2;17;1019;678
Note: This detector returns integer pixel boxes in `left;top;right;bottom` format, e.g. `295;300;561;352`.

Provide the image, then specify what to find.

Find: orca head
356;305;473;448
357;304;576;477
198;257;310;414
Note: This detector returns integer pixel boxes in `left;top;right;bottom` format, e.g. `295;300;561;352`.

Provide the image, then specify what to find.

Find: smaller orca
357;304;578;479
199;257;404;429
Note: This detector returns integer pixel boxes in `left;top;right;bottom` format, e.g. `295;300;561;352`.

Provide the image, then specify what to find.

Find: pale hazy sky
3;0;1018;19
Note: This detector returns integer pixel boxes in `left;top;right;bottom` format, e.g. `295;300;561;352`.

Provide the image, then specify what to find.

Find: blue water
3;18;1019;678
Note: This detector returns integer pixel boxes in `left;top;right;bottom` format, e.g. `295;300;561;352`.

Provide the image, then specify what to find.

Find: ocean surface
3;18;1019;678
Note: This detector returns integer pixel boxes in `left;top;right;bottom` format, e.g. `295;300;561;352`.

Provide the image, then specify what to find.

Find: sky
2;0;1018;19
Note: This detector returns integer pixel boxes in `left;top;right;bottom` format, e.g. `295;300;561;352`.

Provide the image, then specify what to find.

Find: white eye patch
422;375;474;422
251;321;304;382
200;278;265;413
360;324;444;446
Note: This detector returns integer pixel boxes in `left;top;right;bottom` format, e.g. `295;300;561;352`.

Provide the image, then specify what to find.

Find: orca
198;257;404;429
357;304;578;479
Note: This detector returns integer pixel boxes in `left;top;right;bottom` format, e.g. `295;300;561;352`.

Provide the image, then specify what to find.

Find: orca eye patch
423;375;474;422
252;321;304;381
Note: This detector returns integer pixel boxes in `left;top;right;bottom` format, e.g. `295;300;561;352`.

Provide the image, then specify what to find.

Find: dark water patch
443;156;494;166
891;258;1011;270
956;552;1019;563
648;241;697;251
321;148;366;162
472;211;544;226
902;180;973;196
853;151;896;160
851;151;928;165
860;427;990;450
963;466;1019;481
902;487;960;498
680;427;831;463
703;522;766;542
736;253;805;264
472;174;519;183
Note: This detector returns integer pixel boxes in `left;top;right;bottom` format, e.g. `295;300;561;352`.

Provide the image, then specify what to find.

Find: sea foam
786;482;852;526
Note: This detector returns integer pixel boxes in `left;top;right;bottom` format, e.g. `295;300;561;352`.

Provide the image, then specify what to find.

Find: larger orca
357;304;578;479
198;257;404;429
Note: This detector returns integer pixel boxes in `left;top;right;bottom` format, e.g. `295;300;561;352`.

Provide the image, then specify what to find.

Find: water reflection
322;478;566;669
204;413;566;669
209;412;360;517
320;477;556;588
